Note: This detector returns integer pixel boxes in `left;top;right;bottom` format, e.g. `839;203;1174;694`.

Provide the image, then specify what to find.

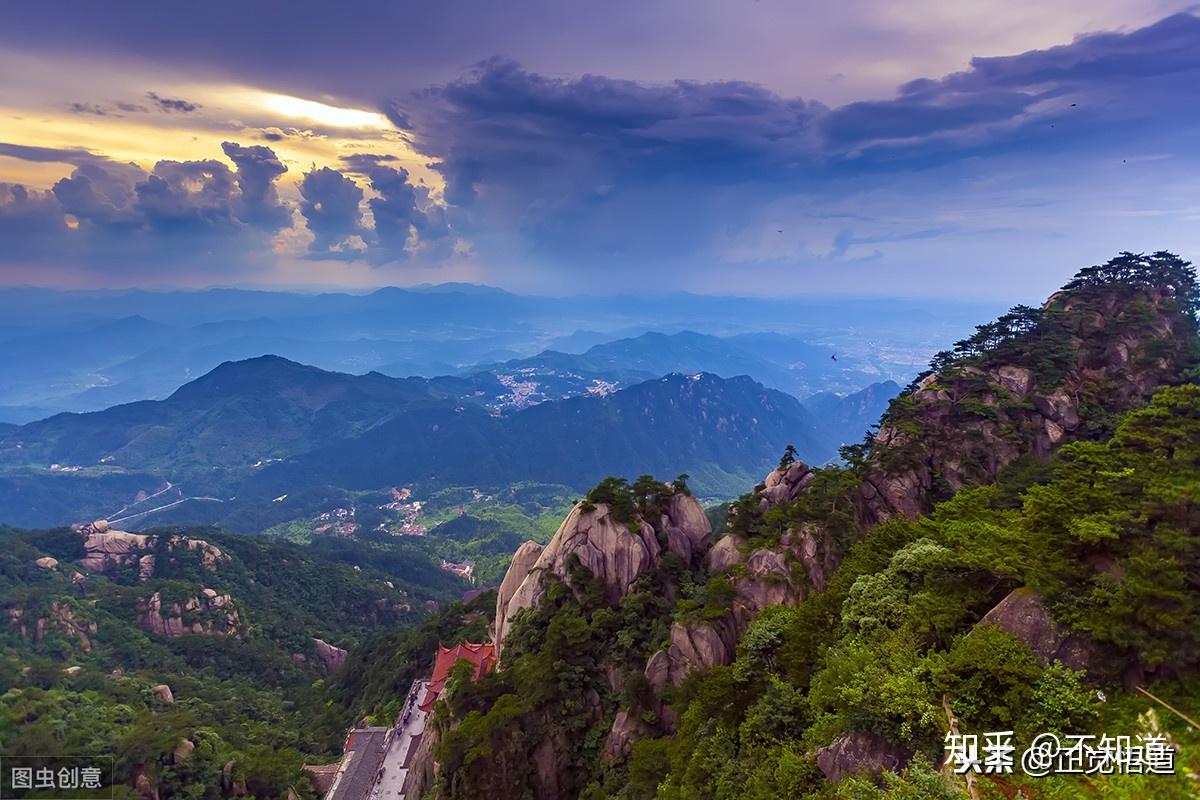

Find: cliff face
858;282;1193;523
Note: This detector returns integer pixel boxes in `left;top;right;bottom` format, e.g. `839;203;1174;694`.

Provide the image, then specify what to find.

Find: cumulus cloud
0;142;293;275
221;141;291;230
52;161;141;227
0;184;71;261
296;162;451;263
365;165;451;261
299;166;365;256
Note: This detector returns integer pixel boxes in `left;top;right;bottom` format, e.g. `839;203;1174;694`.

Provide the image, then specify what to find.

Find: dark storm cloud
403;13;1200;194
822;12;1200;151
397;57;827;202
146;91;201;113
378;13;1200;273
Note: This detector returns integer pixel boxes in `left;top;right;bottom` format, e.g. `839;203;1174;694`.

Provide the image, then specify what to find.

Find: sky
0;0;1198;299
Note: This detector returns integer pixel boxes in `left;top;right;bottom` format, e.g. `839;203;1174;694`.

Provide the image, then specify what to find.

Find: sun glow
255;93;392;130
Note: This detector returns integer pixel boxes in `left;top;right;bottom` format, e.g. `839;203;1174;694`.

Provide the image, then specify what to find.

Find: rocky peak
859;279;1195;525
495;491;711;654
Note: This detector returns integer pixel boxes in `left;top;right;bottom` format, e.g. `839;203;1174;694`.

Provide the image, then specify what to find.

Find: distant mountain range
0;284;997;420
0;355;897;529
470;330;880;400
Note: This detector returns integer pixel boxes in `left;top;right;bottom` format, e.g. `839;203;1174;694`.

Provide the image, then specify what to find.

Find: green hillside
0;523;465;798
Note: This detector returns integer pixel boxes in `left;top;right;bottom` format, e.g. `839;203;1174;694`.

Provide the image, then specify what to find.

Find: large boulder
645;619;736;694
312;638;348;673
978;587;1098;671
815;732;913;783
706;534;746;573
81;530;152;572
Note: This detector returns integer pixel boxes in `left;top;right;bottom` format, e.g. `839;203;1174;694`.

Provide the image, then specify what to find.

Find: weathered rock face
978;587;1098;672
81;530;152;573
705;534;746;573
81;527;226;579
494;540;544;654
137;590;241;638
34;556;59;570
659;492;712;564
153;684;175;704
8;601;97;652
604;709;657;761
312;637;348;673
645;619;739;694
495;492;711;653
815;732;913;783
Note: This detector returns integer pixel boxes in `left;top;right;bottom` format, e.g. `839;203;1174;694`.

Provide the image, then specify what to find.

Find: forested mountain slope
418;252;1200;800
0;366;835;528
0;521;466;797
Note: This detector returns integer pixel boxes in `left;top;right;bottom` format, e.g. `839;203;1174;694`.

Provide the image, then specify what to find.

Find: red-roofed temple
419;641;496;713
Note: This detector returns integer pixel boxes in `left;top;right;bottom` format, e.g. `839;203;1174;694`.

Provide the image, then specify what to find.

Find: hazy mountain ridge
0;285;997;420
0;358;885;528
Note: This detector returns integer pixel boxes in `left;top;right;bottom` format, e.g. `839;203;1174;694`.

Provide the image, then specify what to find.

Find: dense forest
0;522;474;798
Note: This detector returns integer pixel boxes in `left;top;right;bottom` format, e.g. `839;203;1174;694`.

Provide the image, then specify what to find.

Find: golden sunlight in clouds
254;93;392;130
0;78;437;192
0;71;454;284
